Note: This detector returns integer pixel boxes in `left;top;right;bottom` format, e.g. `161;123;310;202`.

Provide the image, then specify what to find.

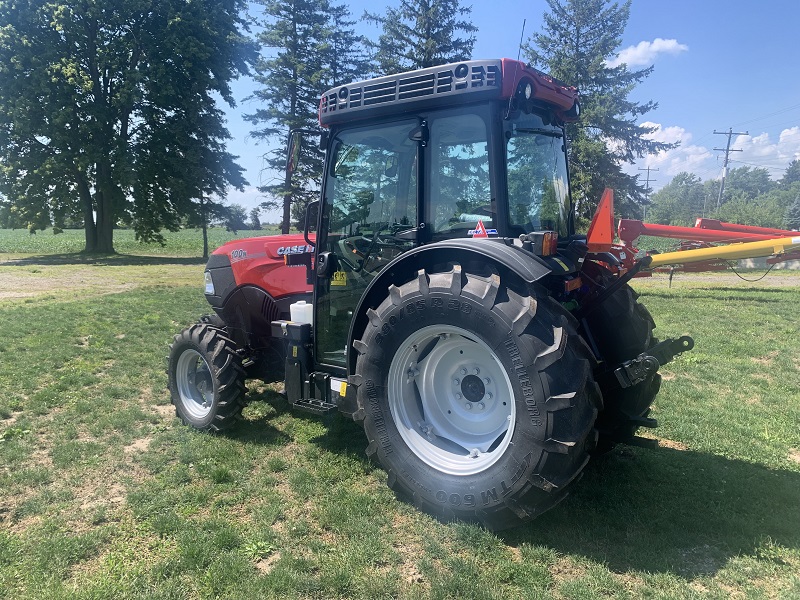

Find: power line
713;128;749;209
637;166;658;221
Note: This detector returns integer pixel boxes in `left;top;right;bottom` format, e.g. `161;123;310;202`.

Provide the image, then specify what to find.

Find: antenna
517;19;527;61
505;20;527;119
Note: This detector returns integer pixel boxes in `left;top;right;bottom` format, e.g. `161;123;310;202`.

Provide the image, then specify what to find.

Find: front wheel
354;265;601;530
168;324;247;432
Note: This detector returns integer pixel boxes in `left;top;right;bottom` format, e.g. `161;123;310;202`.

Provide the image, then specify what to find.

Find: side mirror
286;130;303;179
304;200;319;248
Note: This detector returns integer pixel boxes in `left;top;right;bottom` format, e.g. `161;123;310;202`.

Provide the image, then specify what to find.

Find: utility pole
713;128;749;210
638;166;658;221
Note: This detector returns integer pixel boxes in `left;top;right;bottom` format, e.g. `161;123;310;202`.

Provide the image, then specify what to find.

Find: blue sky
223;0;800;220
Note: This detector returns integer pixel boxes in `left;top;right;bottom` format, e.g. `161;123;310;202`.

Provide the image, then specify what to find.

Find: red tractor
168;59;694;530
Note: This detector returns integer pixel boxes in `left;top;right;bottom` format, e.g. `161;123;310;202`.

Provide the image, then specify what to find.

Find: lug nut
455;393;462;399
484;377;490;385
487;393;493;400
465;403;472;410
461;368;467;375
474;368;480;375
478;403;485;410
454;378;460;385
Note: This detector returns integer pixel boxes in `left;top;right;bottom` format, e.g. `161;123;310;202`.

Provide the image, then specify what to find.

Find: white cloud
736;127;800;172
607;38;689;68
627;123;800;187
638;122;714;177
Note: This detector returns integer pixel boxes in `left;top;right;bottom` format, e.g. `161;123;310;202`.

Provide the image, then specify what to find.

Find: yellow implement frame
646;235;800;268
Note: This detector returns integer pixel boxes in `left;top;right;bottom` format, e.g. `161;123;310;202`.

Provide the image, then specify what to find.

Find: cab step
291;397;337;416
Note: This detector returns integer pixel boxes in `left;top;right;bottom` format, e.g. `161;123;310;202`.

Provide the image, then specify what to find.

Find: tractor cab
308;59;579;370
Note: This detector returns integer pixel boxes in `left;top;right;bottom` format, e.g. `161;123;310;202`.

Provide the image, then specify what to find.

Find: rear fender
346;239;554;374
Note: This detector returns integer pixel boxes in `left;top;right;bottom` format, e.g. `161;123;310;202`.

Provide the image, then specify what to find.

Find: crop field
0;229;799;599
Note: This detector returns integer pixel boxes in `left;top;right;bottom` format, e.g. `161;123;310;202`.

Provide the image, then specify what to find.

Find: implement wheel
168;324;246;432
354;265;601;530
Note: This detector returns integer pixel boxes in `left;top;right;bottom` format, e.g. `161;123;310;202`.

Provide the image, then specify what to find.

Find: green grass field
1;231;798;599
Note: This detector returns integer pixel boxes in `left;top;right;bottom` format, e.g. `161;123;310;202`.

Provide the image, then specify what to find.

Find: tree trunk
94;162;116;253
201;197;209;260
76;169;97;253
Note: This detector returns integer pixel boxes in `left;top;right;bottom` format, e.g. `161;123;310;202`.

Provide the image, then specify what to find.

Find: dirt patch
752;351;780;366
0;261;202;301
656;438;689;451
153;403;176;418
549;557;588;584
255;551;281;574
124;437;152;454
788;449;800;464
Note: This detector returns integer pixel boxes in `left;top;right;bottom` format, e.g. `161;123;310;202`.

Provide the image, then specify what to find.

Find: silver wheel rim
387;324;516;476
175;349;214;420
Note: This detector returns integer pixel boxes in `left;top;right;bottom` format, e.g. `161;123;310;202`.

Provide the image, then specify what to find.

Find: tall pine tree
363;0;477;75
525;0;676;225
247;0;368;233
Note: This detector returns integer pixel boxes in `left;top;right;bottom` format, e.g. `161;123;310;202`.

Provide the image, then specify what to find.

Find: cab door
314;119;419;368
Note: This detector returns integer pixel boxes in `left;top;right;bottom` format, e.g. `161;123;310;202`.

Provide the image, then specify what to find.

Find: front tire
354;265;601;530
168;324;247;432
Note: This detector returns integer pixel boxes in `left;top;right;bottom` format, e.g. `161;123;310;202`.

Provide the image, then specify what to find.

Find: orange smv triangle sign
470;220;488;238
586;188;615;252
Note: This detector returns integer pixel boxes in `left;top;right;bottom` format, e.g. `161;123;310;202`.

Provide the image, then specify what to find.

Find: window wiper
511;126;564;138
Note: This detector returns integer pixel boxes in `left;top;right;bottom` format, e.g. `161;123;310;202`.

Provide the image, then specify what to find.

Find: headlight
204;271;215;295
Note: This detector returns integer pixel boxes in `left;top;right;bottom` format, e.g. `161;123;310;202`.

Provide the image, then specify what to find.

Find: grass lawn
0;231;798;599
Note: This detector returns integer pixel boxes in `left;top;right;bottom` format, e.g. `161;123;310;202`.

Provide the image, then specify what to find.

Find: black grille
319;60;502;124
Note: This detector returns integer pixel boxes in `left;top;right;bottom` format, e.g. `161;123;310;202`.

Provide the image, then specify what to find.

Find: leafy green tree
780;159;800;187
363;0;477;75
785;193;800;230
0;0;254;253
722;166;775;202
249;207;262;231
648;172;708;227
248;0;368;233
524;0;676;225
221;203;249;233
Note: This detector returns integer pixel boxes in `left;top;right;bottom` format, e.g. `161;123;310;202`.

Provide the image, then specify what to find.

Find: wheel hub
460;374;486;403
388;324;516;476
175;349;214;420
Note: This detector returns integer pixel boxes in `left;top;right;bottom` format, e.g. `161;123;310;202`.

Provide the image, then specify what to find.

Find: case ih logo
468;220;497;238
277;245;314;256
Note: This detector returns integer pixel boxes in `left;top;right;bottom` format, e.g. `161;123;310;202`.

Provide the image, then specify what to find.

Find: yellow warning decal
292;346;298;358
331;271;347;286
339;382;347;396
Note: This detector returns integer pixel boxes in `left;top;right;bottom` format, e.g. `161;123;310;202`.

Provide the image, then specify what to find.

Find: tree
785;193;800;230
780;159;800;187
0;0;255;253
722;166;775;202
648;172;707;226
249;207;262;231
222;203;249;233
524;0;676;226
247;0;367;233
363;0;477;75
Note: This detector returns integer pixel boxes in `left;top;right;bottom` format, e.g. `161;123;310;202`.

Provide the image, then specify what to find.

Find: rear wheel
354;265;600;530
583;262;660;449
168;324;247;431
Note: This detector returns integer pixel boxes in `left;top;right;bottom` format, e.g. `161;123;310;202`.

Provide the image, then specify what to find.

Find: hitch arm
613;336;694;389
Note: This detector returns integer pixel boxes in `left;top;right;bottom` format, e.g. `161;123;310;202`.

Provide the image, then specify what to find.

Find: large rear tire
582;262;660;448
354;265;601;530
168;324;247;432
